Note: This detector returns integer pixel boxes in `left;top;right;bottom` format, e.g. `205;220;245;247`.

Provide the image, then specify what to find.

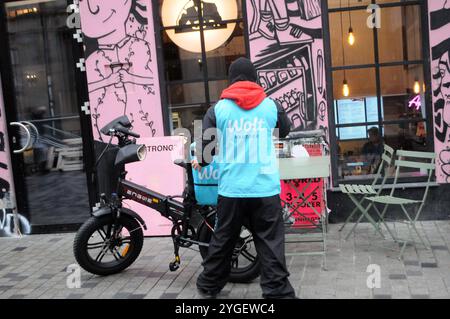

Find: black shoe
197;288;218;299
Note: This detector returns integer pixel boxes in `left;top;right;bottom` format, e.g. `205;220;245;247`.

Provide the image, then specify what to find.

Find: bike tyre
73;215;144;276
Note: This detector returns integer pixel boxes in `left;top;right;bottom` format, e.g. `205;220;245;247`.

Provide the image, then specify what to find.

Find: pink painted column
245;0;328;135
79;0;165;141
428;0;450;183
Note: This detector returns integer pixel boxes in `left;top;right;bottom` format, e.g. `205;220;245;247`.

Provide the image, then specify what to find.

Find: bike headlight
115;144;147;166
137;144;147;161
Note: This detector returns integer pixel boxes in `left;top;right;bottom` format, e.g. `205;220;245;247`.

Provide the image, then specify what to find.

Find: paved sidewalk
1;221;450;299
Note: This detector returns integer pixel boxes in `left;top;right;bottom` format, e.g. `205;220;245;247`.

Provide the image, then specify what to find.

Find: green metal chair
338;144;396;240
363;150;436;259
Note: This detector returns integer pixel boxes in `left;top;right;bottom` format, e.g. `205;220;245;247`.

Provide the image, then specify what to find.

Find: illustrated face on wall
79;0;133;39
439;51;450;104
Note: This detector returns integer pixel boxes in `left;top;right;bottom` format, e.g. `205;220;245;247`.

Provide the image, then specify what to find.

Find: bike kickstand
169;241;181;271
169;254;181;271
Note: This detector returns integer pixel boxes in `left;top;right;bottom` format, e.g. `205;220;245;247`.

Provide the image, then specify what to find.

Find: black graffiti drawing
250;0;322;41
175;0;225;33
433;50;450;143
439;148;450;182
249;0;323;132
275;88;308;129
136;98;156;136
80;0;156;141
430;1;450;181
316;49;323;94
0;107;10;201
0;131;5;152
318;101;326;121
430;3;450;147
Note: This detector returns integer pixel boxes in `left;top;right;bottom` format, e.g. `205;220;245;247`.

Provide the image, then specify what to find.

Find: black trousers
197;195;296;298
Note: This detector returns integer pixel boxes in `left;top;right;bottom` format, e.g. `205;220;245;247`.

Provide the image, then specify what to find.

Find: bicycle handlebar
114;125;140;138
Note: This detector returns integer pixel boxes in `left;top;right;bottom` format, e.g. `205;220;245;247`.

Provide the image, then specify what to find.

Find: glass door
1;0;91;231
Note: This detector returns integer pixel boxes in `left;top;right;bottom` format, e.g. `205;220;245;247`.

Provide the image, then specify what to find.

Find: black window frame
152;0;250;134
322;0;434;187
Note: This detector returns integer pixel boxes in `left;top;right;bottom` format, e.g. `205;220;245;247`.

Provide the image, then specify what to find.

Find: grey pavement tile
389;274;407;280
67;293;85;299
141;271;166;278
411;294;430;299
81;282;98;289
403;260;420;266
6;276;28;282
406;270;423;276
159;293;179;299
373;294;392;299
421;262;438;268
113;292;131;299
431;245;448;251
3;273;22;278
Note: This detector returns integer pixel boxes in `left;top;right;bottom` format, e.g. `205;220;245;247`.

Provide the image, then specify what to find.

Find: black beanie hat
228;57;258;84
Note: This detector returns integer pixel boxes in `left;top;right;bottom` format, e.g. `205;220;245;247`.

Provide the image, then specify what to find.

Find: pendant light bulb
413;79;420;94
348;27;355;46
343;79;350;97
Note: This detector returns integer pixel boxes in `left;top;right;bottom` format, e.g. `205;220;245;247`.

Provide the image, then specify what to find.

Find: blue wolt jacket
197;81;291;198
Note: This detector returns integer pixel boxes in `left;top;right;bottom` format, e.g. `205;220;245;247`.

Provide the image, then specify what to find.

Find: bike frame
93;132;215;270
82;118;259;277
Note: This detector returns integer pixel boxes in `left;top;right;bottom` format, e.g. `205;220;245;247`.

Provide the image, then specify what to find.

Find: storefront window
329;9;375;67
327;0;417;9
377;5;422;63
157;0;246;135
327;1;430;182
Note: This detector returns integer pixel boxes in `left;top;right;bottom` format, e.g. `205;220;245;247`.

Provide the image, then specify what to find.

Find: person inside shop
362;126;384;156
361;126;384;172
191;57;296;299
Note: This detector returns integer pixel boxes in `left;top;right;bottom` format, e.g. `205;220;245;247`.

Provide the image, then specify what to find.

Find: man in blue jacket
193;57;296;299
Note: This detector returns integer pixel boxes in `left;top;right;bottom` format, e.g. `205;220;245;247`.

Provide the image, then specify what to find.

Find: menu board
335;97;380;140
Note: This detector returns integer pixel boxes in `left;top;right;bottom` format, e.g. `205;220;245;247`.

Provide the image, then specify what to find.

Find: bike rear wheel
197;214;260;283
73;215;144;276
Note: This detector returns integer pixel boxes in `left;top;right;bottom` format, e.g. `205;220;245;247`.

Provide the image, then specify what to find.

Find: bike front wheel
73;215;144;276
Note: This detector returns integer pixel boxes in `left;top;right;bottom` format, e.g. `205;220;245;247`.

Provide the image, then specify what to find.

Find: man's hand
191;159;202;171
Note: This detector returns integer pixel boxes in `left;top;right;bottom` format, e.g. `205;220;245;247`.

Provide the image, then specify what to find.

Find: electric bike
73;116;260;282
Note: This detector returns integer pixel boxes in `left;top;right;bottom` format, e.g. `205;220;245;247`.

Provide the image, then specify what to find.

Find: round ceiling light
161;0;238;53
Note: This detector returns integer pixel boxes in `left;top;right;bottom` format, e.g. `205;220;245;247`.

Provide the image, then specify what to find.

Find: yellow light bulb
343;80;350;97
348;27;355;46
413;80;420;94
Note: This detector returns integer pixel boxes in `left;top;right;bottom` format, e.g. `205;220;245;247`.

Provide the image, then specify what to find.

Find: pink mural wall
78;1;178;235
428;0;450;183
0;79;14;202
246;0;328;137
79;0;164;141
0;78;30;237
